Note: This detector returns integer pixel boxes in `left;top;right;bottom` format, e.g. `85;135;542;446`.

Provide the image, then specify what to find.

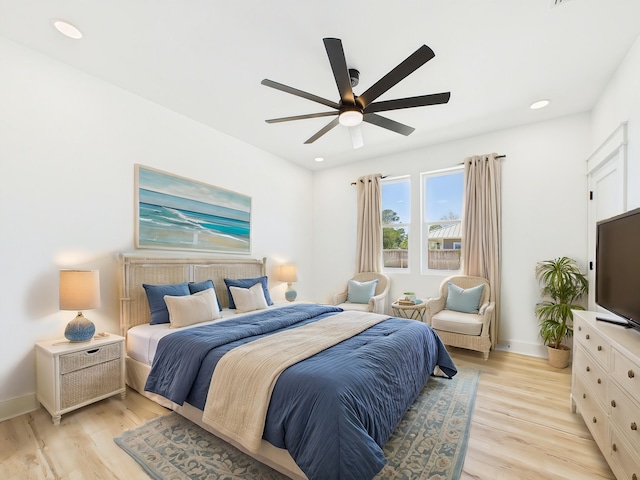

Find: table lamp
59;270;100;342
278;264;298;302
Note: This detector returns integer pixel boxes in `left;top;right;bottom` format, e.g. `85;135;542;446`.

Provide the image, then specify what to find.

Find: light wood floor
0;349;614;480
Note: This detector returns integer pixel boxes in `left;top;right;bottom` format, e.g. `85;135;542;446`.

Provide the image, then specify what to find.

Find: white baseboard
496;340;548;359
0;393;39;422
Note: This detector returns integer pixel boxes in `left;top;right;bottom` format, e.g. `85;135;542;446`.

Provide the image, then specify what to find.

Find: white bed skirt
125;356;307;480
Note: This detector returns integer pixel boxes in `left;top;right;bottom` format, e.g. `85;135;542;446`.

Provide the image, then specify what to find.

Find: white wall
312;114;591;357
590;34;640;210
0;38;313;419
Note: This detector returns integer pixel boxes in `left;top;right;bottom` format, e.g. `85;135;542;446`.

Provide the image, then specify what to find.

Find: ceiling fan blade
357;45;435;109
364;113;415;136
304;117;340;144
349;125;364;149
364;92;451;114
261;79;340;109
266;111;338;124
323;38;355;105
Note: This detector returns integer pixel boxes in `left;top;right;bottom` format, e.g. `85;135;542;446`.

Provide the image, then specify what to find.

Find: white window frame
381;175;410;273
420;166;464;275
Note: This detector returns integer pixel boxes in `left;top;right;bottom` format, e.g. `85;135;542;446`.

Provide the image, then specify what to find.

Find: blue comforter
145;304;457;480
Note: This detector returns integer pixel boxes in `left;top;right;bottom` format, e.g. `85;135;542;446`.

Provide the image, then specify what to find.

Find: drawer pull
597;378;601;384
578;326;582;331
586;334;590;340
632;422;638;431
583;393;587;399
586;366;590;372
612;443;617;452
611;399;616;408
629;370;636;379
86;349;100;355
592;416;597;424
632;474;637;480
597;345;602;351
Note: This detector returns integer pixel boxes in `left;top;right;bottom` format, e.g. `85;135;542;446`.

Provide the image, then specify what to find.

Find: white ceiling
1;0;639;170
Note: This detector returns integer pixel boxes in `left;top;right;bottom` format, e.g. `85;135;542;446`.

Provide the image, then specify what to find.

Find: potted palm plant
535;256;588;368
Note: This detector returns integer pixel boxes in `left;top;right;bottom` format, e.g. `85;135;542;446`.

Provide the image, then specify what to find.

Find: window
382;176;410;270
421;168;464;273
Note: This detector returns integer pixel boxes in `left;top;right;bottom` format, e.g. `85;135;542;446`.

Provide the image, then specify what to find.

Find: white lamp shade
278;264;298;283
59;270;101;310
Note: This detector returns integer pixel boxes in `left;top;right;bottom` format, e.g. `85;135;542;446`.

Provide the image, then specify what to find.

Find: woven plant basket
547;345;570;369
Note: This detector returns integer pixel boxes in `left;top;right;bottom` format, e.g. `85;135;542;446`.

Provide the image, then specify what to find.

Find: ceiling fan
261;37;451;149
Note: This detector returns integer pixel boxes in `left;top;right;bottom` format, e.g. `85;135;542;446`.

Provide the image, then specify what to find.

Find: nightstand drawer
60;359;122;409
60;343;120;374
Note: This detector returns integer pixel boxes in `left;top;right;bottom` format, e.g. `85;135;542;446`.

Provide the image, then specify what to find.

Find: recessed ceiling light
530;99;550;110
314;157;324;163
52;19;83;39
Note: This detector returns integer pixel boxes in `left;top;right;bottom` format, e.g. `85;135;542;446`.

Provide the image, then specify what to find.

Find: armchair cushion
347;279;378;304
431;310;484;336
445;282;484;314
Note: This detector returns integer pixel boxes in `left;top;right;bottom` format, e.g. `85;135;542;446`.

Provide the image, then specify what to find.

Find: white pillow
164;288;221;328
229;282;269;313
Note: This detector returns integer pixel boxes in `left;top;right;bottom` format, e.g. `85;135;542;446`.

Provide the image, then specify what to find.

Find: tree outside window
382;177;410;270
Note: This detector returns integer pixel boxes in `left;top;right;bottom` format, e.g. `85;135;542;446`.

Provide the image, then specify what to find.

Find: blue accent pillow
347;279;378;304
445;282;485;314
224;276;273;309
189;280;221;311
143;282;190;325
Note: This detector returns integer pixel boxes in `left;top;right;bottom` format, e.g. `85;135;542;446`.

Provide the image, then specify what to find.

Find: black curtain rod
458;154;506;165
350;174;388;186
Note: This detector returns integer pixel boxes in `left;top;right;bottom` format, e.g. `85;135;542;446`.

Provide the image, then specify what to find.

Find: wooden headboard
118;253;266;335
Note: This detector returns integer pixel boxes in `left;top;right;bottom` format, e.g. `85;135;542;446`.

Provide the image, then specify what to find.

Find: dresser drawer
610;428;640;480
59;343;121;374
612;348;640;401
575;345;608;407
574;373;607;449
610;382;640;450
575;320;610;369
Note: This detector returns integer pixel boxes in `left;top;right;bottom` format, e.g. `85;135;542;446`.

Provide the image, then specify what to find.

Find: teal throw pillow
445;282;485;314
347;279;378;304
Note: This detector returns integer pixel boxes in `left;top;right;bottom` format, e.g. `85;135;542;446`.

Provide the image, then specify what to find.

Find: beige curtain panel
462;153;502;348
356;173;382;273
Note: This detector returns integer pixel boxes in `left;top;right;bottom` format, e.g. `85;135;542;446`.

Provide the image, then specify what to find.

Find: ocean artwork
135;165;251;253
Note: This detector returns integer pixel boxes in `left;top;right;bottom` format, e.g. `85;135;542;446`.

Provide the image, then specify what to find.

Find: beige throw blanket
201;310;389;453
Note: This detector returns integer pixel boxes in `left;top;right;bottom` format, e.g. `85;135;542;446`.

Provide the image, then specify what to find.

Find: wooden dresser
572;310;640;480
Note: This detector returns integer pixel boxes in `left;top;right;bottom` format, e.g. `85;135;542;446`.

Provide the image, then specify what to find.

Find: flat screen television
596;207;640;332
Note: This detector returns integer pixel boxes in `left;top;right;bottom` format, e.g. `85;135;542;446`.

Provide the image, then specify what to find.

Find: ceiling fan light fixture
339;109;363;127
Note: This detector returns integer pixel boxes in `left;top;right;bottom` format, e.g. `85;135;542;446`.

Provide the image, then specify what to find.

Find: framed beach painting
135;165;251;254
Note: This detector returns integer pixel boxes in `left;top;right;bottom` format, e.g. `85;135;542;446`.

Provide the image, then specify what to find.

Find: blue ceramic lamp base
285;283;297;302
64;312;96;342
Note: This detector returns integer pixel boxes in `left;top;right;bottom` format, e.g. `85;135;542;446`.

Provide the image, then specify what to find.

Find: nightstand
391;301;426;321
35;334;126;424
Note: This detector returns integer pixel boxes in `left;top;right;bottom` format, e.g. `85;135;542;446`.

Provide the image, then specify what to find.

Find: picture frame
135;164;251;254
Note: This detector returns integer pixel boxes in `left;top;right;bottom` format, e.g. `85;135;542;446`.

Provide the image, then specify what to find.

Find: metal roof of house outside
428;223;461;239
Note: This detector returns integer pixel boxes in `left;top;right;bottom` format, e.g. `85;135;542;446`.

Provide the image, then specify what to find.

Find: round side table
391;301;426;321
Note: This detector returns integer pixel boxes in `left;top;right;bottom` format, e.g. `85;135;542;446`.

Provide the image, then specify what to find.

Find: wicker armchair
425;275;495;360
331;272;390;314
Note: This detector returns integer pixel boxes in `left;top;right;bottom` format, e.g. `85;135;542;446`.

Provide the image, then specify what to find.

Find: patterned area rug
115;368;479;480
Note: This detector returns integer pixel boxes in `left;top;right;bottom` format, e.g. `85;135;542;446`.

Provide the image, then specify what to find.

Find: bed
119;253;457;480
